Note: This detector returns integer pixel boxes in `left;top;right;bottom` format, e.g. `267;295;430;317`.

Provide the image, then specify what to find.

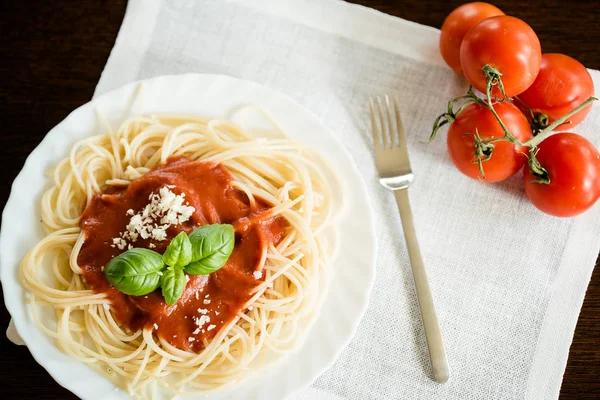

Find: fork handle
394;189;450;383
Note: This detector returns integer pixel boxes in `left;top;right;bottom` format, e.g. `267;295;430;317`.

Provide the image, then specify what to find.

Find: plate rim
0;73;377;399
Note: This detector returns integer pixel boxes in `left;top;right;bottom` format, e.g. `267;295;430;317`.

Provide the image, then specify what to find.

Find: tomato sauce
78;157;286;352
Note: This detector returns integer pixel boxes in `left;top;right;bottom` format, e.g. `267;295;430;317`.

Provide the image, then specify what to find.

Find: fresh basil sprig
186;224;235;275
163;231;192;269
103;224;235;304
161;266;187;305
104;248;165;296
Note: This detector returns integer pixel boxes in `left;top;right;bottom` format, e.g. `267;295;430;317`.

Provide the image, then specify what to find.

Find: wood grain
0;1;598;398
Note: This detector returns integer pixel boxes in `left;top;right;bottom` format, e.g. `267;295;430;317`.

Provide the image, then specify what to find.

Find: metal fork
370;95;450;383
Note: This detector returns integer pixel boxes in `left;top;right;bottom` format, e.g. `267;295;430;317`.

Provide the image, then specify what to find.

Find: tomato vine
428;64;597;182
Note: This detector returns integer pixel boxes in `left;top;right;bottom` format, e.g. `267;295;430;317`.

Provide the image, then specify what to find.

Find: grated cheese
194;315;210;328
111;186;195;250
253;270;263;279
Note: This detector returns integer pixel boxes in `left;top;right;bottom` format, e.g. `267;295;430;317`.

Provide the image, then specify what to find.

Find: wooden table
0;1;598;398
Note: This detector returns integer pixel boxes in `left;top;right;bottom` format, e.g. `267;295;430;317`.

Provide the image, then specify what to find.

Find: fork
370;95;450;383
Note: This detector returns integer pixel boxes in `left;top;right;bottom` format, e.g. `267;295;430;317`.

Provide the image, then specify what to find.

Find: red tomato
524;133;600;217
460;16;542;97
447;102;532;182
517;54;595;130
439;2;504;75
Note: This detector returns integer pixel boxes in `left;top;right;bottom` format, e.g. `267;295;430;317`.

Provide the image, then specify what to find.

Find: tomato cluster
434;2;599;217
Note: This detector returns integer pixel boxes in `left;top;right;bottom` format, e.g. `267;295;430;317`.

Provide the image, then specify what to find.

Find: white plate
0;74;376;400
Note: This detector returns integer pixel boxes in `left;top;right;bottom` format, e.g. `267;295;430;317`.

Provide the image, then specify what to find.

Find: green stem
482;65;521;145
524;96;597;147
464;129;494;180
513;96;535;120
426;94;477;143
482;64;508;99
514;96;550;136
527;148;550;184
532;113;550;135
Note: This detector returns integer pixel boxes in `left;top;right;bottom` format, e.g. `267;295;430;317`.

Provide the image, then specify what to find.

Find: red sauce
78;157;286;352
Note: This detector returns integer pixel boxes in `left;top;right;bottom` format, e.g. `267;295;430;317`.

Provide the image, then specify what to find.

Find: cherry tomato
439;2;504;75
524;133;600;217
517;54;595;130
447;102;532;182
460;16;542;97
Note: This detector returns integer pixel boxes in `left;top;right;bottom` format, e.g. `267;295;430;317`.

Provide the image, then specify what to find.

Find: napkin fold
8;1;600;399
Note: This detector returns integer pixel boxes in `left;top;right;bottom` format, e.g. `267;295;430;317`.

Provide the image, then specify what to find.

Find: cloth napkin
8;1;600;399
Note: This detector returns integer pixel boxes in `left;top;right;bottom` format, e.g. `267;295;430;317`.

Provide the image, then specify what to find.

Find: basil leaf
162;231;192;269
104;248;165;296
160;267;187;305
185;224;235;275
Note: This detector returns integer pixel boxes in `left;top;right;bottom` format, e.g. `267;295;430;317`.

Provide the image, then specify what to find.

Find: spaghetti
20;110;339;397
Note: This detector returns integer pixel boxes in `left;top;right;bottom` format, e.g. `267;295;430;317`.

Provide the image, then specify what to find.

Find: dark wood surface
0;1;598;398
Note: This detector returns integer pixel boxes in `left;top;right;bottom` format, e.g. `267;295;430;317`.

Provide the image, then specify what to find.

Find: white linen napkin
8;1;600;399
